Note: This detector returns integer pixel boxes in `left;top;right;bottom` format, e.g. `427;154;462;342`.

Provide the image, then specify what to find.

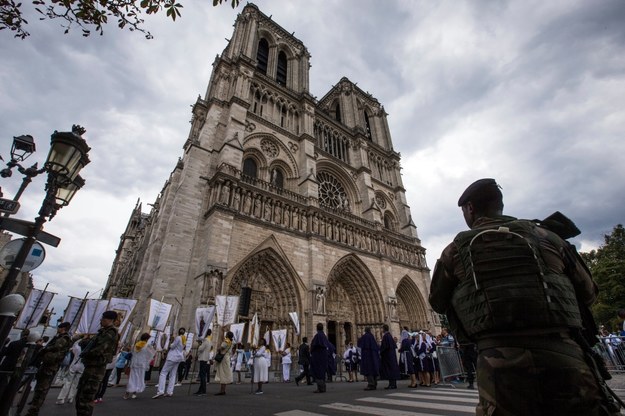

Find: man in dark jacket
358;327;380;390
379;324;400;389
429;178;621;416
294;337;312;386
310;323;329;393
25;322;72;416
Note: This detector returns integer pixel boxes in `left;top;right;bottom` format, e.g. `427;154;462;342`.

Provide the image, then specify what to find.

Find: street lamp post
0;125;90;298
0;125;90;415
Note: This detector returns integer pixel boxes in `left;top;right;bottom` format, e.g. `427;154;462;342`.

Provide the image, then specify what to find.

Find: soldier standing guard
429;178;622;416
75;311;119;416
25;322;72;416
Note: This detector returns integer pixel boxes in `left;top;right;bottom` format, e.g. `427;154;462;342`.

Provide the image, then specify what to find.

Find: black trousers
295;363;312;384
196;361;210;393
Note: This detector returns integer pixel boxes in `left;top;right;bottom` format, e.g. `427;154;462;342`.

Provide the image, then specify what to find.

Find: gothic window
277;51;287;86
333;100;341;123
270;167;284;188
280;107;287;128
243;158;258;179
257;38;269;75
318;171;350;211
364;111;373;141
384;212;396;232
253;91;262;115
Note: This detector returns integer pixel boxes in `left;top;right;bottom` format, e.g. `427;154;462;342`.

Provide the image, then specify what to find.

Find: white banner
155;326;171;351
247;313;260;348
15;288;54;329
108;297;137;332
271;329;287;352
77;299;109;334
215;295;239;326
263;330;271;347
288;312;300;335
195;306;216;338
148;299;172;332
62;297;84;328
230;322;246;343
184;332;194;355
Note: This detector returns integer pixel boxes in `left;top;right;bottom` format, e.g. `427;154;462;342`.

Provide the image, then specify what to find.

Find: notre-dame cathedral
104;3;435;348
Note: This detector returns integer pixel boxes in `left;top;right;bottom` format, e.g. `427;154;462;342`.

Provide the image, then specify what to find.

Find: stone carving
220;181;231;205
315;286;326;315
261;138;279;158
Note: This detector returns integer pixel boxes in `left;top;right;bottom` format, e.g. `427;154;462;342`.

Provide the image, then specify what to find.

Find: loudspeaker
239;287;252;316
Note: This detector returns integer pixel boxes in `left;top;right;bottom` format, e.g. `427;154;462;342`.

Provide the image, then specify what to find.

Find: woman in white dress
124;333;156;399
281;343;292;382
214;331;234;396
253;338;269;394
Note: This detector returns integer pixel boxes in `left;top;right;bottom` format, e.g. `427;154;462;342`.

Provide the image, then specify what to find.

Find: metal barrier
436;346;465;388
597;336;625;373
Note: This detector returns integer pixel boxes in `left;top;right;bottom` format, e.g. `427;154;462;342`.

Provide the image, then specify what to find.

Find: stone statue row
215;180;426;268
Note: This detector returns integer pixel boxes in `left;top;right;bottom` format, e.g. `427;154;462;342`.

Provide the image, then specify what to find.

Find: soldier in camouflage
75;311;119;416
25;322;72;416
429;179;621;416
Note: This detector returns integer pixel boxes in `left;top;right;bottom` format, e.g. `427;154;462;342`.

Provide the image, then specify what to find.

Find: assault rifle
534;211;623;412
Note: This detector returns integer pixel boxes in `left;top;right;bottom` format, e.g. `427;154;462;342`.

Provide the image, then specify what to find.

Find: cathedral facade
104;4;435;348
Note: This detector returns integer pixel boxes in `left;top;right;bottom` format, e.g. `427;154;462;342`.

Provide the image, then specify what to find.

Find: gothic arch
226;235;305;323
243;133;298;177
395;275;429;331
326;254;385;328
241;149;267;176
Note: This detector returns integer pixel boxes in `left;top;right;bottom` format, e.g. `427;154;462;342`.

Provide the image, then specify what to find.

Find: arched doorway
226;245;303;347
326;254;385;351
396;275;429;331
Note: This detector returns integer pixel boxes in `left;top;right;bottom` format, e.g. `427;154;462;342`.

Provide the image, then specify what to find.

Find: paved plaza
28;373;625;416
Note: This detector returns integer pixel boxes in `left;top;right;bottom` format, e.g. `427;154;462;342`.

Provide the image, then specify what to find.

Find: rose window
318;171;349;211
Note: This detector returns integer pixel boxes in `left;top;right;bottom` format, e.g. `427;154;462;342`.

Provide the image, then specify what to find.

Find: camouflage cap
457;178;501;206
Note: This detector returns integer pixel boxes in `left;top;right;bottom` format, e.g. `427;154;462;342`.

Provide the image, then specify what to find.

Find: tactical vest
450;219;582;339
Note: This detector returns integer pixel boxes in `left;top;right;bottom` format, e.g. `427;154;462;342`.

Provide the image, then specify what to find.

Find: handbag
214;352;225;363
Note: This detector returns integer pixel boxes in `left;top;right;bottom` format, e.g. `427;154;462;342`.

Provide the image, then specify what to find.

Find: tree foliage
1;0;239;39
580;224;625;332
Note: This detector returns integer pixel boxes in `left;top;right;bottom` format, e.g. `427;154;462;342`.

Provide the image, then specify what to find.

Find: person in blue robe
379;324;401;389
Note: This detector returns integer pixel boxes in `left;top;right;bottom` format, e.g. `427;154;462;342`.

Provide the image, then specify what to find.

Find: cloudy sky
1;0;624;322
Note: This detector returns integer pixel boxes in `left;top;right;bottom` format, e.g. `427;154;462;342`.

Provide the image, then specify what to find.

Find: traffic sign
0;238;46;272
0;198;20;215
0;218;61;247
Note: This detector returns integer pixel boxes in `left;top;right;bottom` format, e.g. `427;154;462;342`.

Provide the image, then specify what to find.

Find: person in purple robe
326;341;336;382
310;322;329;393
379;324;401;389
358;327;380;390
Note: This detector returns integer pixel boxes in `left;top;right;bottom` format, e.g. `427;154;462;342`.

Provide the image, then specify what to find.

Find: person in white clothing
253;338;269;394
281;343;292;382
56;338;87;405
124;333;156;399
153;328;186;398
232;343;245;384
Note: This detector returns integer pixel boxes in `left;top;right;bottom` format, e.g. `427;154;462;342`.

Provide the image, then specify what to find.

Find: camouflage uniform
430;215;620;416
75;325;118;416
25;332;72;416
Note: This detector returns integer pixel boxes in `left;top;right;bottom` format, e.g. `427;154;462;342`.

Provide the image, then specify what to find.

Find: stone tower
104;4;434;348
